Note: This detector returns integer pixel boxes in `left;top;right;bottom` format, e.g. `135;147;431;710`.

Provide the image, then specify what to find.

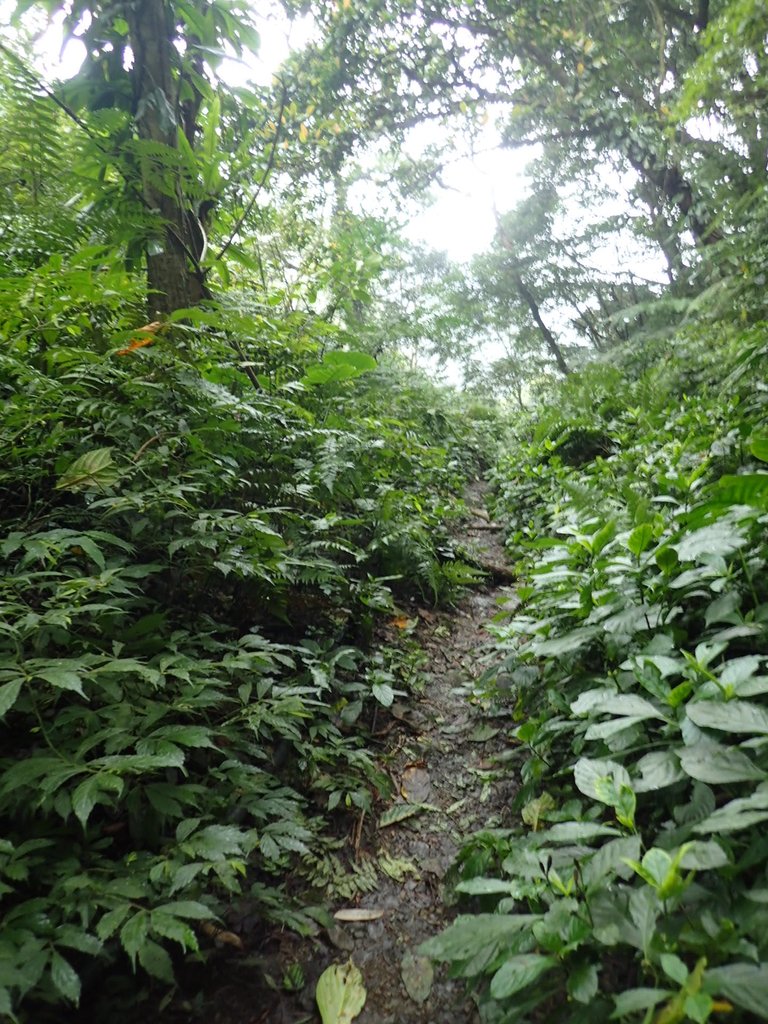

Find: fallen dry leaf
400;765;431;802
200;921;244;949
333;908;385;922
389;615;416;630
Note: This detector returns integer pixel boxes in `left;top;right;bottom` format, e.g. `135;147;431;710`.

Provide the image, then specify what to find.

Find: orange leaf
200;922;244;950
115;321;164;356
116;336;155;356
390;615;411;630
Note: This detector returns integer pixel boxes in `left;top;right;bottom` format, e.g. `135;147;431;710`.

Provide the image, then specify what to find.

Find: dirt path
287;483;516;1024
168;483;516;1024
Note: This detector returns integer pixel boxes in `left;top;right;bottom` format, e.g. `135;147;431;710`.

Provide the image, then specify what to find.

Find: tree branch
214;80;288;264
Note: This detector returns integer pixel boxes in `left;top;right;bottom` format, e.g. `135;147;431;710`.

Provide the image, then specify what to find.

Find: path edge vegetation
423;329;768;1023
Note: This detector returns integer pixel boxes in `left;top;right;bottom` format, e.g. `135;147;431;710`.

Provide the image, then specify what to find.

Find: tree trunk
126;0;206;317
512;272;571;376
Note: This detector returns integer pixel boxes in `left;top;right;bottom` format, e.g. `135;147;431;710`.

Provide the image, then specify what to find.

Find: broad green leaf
120;911;150;964
625;847;672;889
655;545;679;572
54;927;102;956
573;758;630;803
35;665;85;697
324;351;377;372
720;655;762;689
629;885;660;952
570;687;618;715
567;960;599;1003
633;750;685;792
694;784;768;834
185;824;248;859
704;963;768;1016
749;437;768;462
673;523;747;561
50;951;81;1003
678;840;729;870
685;993;714;1024
588;693;666;720
316;960;366;1024
96;906;132;941
71;775;124;828
585;715;652;741
371;682;394;706
630;654;685;679
55;448;119;492
678;741;766;783
705;591;742;626
155;901;213;920
455;878;521;896
149;912;197;949
583;836;641;891
717;473;768;507
611;987;671;1018
531;627;597;656
138;939;174;983
302;351;377;388
660;953;688;985
490;954;555;999
148;725;216;748
590;519;617;555
687;700;768;735
626;523;654;556
419;915;537;962
0;677;22;717
542;822;621;842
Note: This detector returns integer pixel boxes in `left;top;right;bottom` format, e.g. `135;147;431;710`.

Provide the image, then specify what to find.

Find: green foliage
426;326;768;1022
0;268;491;1017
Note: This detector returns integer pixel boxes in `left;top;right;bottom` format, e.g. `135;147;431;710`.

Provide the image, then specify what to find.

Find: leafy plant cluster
0;294;493;1019
423;326;768;1022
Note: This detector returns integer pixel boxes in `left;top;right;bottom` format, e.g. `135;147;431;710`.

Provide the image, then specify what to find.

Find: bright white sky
401;130;531;260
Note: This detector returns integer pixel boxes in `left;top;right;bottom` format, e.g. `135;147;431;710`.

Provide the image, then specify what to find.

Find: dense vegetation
1;0;768;1020
424;330;768;1022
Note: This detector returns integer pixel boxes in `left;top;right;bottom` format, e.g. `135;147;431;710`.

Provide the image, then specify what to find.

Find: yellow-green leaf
316;960;366;1024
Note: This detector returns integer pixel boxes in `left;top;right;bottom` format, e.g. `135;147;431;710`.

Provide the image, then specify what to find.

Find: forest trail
258;482;517;1024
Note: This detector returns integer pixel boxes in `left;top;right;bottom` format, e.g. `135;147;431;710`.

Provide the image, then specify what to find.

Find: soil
119;482;517;1024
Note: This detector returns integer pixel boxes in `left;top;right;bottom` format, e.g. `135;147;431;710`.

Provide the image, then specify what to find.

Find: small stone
401;951;434;1004
326;924;355;951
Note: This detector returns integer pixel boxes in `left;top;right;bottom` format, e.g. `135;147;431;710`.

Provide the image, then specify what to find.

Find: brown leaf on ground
200;922;245;949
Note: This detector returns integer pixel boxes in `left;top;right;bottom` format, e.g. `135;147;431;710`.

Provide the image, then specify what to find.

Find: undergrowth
0;310;497;1020
423;324;768;1023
